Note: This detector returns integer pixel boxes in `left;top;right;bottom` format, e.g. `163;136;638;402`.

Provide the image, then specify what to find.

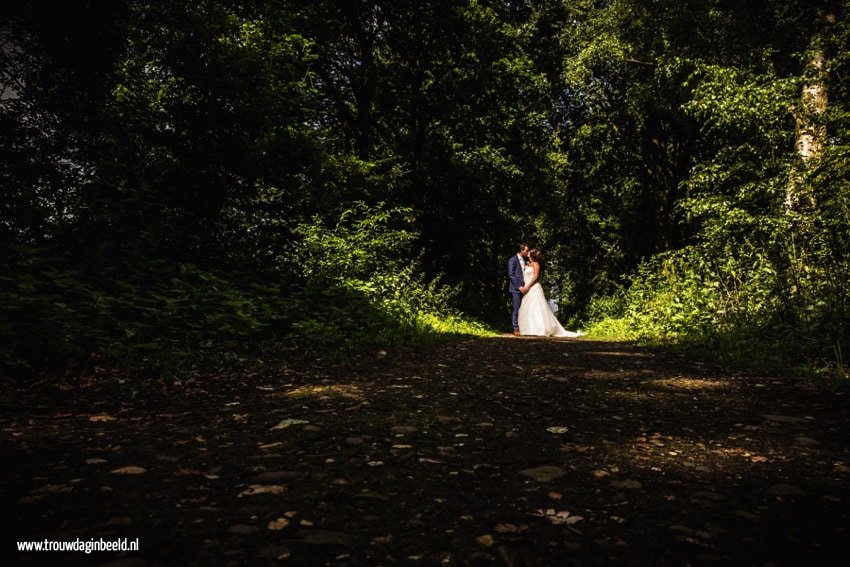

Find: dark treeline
2;1;848;378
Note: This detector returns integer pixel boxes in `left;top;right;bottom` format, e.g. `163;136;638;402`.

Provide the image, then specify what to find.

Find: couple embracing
508;243;581;338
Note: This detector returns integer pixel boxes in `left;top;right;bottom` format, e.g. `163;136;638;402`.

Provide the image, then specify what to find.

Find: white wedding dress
518;264;581;338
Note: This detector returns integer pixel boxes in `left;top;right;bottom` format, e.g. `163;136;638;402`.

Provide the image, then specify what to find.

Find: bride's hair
529;248;542;262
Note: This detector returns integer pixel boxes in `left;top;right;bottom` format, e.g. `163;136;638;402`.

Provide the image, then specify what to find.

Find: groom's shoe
512;329;521;336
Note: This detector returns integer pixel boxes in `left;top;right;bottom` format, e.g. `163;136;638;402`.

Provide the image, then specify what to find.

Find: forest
2;0;849;381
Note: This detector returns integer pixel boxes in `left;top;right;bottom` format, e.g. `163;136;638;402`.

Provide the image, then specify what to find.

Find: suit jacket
507;254;525;294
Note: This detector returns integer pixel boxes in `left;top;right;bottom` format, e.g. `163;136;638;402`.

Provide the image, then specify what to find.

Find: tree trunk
786;6;836;209
794;50;827;162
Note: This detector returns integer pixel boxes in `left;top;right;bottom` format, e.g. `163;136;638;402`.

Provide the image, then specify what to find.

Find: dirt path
3;336;849;566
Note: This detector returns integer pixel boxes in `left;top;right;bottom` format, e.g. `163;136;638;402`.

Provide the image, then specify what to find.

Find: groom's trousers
510;291;523;330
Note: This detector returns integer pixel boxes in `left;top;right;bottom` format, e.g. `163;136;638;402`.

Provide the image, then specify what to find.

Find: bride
518;249;582;338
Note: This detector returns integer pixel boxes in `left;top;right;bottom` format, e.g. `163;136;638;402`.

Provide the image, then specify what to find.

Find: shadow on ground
3;336;849;566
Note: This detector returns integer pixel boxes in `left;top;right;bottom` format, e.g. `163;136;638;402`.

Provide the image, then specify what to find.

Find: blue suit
507;254;525;330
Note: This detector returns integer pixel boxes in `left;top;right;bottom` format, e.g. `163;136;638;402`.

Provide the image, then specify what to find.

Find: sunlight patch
606;434;778;473
606;390;654;401
284;384;364;400
653;377;727;390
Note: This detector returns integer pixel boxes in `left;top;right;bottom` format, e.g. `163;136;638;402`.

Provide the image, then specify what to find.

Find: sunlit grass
416;312;497;337
582;318;635;340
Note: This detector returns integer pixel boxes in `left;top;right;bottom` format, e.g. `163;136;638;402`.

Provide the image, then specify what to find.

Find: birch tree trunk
786;7;836;209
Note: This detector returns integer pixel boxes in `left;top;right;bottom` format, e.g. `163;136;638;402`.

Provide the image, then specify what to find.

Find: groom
507;243;530;336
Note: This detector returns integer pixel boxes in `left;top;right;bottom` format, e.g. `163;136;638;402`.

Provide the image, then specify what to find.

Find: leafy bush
582;54;850;380
0;246;292;375
287;203;493;358
584;237;849;377
1;203;493;377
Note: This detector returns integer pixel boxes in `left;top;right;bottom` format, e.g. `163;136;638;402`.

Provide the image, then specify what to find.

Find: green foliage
288;203;494;358
0;203;493;375
683;64;798;145
0;246;291;374
585;243;780;340
577;1;850;380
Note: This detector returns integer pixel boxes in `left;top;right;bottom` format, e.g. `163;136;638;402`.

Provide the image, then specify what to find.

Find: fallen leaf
271;419;309;430
475;534;494;547
111;466;147;475
268;518;290;531
530;509;584;525
237;484;286;497
548;491;563;500
89;414;116;422
495;523;528;533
